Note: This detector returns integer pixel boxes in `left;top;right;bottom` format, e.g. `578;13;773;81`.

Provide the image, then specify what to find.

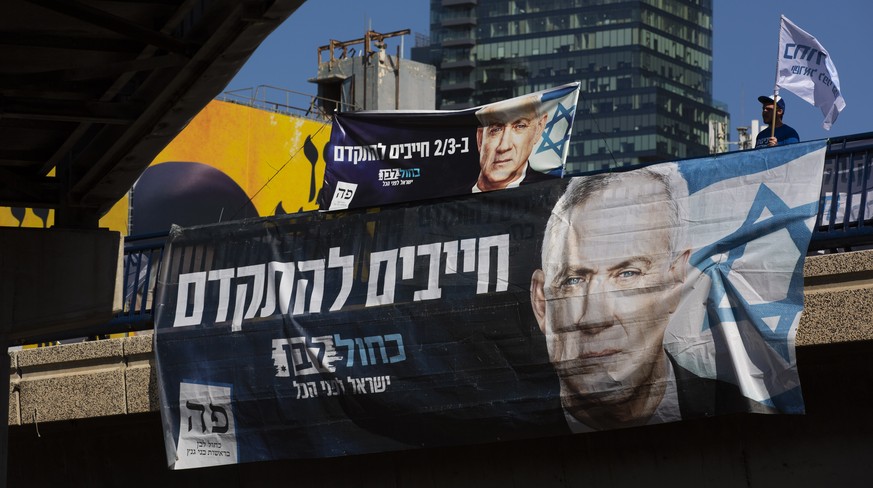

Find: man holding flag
755;95;799;147
762;15;846;139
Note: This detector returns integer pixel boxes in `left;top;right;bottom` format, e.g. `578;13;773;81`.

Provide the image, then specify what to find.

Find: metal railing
110;133;873;326
109;233;167;333
809;132;873;252
218;85;349;121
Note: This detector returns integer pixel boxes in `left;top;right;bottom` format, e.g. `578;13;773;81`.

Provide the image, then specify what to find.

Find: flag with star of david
318;83;580;211
666;140;826;415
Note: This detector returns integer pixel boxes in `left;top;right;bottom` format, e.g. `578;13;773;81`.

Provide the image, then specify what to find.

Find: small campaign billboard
319;83;580;211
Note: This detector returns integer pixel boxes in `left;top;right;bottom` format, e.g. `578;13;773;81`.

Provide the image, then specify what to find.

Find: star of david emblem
536;101;575;158
691;183;817;363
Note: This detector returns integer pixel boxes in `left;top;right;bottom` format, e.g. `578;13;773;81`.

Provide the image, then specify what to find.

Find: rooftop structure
310;29;437;113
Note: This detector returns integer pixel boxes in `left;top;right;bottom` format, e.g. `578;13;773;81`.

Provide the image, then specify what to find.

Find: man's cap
758;95;785;110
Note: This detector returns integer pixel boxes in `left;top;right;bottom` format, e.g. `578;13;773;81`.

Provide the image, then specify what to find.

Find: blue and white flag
670;141;826;413
776;15;846;130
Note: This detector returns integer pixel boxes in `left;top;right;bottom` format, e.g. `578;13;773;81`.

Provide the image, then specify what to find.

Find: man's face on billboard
531;173;688;428
475;111;546;191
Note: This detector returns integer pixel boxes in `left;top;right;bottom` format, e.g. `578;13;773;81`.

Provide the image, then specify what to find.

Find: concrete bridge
5;248;873;486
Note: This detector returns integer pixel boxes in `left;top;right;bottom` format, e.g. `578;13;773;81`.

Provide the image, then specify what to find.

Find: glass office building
412;0;729;174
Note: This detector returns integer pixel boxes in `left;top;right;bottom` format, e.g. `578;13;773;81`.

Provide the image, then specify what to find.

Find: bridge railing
110;134;873;327
109;233;166;332
809;132;873;252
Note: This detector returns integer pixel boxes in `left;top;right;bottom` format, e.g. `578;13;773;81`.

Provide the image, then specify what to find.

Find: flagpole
770;15;784;141
770;90;778;140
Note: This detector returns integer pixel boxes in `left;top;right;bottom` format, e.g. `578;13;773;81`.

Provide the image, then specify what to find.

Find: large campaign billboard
319;83;580;211
155;141;825;469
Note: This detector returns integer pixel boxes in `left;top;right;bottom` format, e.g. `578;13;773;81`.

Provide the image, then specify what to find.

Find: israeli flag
667;141;826;414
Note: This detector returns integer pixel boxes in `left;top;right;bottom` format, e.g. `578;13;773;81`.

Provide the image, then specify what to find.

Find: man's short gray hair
475;93;541;127
544;165;687;262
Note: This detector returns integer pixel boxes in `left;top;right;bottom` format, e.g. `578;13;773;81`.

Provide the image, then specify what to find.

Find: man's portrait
529;166;777;432
473;94;549;192
530;167;692;431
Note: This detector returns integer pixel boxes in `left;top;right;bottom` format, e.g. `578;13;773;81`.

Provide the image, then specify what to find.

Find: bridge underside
0;0;305;228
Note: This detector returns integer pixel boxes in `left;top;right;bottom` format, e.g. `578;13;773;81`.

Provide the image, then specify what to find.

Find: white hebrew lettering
259;261;295;317
295;259;326;314
346;376;367;394
366;249;398;307
237;264;265;320
442;240;459;274
207;268;235;323
413;242;443;301
328;247;353;311
460;238;477;273
174;271;207;327
477;234;510;293
272;335;340;378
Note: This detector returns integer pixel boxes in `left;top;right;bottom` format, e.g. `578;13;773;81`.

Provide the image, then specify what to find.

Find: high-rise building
412;0;729;174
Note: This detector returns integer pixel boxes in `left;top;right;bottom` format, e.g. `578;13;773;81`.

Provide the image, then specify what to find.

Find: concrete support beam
9;335;156;426
800;250;873;345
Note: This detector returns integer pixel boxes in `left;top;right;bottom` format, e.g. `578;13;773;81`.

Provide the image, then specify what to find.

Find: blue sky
226;0;871;146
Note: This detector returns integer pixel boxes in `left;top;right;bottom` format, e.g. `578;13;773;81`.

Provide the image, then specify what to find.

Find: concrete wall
6;250;873;486
798;250;873;345
314;52;436;111
8;335;156;428
377;50;437;110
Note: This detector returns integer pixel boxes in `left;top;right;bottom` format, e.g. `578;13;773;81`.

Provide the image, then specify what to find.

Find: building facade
412;0;729;173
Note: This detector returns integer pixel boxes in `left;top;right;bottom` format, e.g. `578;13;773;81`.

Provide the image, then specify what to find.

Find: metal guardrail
109;233;166;332
111;133;873;326
218;85;348;121
809;132;873;252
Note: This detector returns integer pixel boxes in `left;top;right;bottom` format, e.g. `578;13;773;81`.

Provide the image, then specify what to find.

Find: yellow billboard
1;99;331;235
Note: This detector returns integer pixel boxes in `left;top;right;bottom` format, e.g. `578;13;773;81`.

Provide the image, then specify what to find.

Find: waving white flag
775;15;846;130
